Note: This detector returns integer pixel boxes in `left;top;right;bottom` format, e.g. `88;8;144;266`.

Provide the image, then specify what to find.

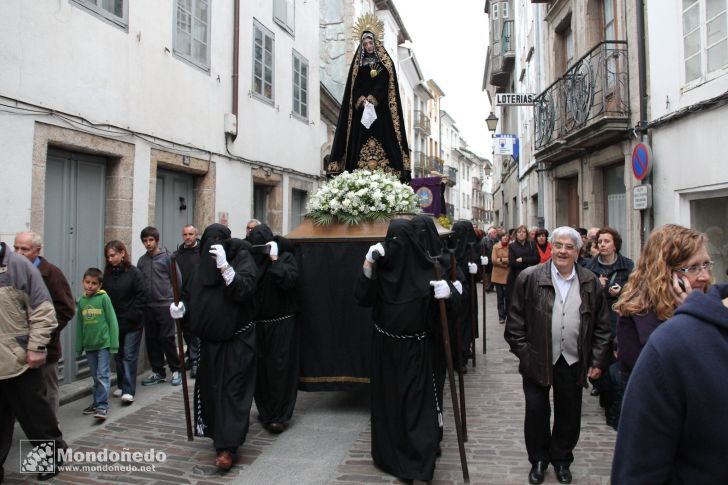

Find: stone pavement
3;289;617;484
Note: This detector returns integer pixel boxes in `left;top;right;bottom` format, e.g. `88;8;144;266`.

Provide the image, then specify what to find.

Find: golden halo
353;12;384;43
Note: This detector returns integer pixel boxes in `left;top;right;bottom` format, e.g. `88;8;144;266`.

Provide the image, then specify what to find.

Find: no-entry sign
631;143;653;181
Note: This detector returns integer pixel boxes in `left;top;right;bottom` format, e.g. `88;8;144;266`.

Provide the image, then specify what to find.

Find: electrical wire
0;94;322;181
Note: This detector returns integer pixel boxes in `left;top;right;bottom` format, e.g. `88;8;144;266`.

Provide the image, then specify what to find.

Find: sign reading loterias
496;93;535;106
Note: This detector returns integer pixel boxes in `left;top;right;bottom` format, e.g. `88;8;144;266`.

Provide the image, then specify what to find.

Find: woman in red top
534;228;552;264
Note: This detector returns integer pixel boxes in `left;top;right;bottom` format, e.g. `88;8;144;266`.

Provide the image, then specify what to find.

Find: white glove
468;262;478;274
210;244;228;269
169;302;186;319
266;241;278;258
480;255;489;266
365;243;385;263
430;280;451;300
221;266;235;286
453;280;463;294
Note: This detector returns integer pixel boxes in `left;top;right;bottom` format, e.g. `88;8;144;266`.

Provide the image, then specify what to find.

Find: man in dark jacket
14;231;75;415
174;224;201;378
612;283;728;484
505;226;610;485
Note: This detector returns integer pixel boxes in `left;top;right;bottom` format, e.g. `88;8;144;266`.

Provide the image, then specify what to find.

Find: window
603;0;615;40
292;50;308;119
683;0;728;84
690;195;728;284
253;20;275;102
502;2;509;18
174;0;211;71
253;185;270;224
565;28;574;67
273;0;295;35
71;0;128;29
492;3;499;20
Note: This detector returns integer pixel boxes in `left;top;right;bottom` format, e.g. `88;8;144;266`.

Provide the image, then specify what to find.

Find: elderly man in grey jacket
0;241;66;482
505;226;610;485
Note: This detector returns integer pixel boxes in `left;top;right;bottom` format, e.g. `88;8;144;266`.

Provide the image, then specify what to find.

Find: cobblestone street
5;289;616;484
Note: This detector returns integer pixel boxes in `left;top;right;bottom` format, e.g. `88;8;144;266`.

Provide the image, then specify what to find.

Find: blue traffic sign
631;143;652;181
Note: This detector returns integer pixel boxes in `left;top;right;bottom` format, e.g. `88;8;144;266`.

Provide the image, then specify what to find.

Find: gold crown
353;12;384;42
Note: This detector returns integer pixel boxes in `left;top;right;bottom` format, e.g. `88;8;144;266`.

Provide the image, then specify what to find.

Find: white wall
231;0;321;176
0;115;35;243
0;1;233;153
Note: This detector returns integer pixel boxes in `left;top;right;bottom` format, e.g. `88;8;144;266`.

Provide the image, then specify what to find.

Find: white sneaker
121;394;134;404
112;389;123;398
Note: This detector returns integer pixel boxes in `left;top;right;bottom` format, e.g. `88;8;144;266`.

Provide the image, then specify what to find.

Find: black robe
450;221;480;365
327;34;410;182
355;219;459;481
248;225;300;427
184;224;258;451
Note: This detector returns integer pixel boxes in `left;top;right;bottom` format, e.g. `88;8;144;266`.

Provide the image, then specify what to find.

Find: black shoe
555;465;572;484
528;461;547;484
38;453;63;481
267;422;285;434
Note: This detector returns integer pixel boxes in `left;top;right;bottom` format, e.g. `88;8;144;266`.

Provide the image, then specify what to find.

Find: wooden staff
481;249;488;355
467;242;477;367
432;257;470;483
169;256;193;441
449;249;467;443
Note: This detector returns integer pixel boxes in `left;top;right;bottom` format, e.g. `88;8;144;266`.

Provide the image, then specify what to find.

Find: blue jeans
86;348;111;410
115;329;143;396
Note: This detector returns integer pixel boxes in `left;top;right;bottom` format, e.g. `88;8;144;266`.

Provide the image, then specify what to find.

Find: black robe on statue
248;225;300;430
355;219;460;481
327;32;411;182
184;224;258;453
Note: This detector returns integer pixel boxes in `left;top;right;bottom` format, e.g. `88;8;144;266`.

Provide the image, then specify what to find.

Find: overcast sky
394;0;493;159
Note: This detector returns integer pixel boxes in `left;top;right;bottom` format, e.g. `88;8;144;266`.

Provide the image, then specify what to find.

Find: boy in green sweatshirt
75;267;119;421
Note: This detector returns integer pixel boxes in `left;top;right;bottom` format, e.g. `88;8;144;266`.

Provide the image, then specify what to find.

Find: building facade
0;0;322;383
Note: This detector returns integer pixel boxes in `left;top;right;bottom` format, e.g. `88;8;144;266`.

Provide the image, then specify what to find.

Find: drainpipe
635;0;651;247
231;0;240;141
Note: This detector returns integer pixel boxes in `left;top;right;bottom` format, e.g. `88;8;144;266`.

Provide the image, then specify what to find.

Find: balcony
444;165;458;186
488;20;516;87
534;40;631;163
472;176;483;191
413;110;431;136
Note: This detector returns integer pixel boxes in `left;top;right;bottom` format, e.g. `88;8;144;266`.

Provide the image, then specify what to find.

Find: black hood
199;224;231;287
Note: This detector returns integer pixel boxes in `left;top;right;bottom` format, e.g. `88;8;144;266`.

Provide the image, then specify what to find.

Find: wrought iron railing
534;40;629;151
414;110;431;136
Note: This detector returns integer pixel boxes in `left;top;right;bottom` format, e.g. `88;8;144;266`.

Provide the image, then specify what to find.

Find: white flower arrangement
306;170;420;225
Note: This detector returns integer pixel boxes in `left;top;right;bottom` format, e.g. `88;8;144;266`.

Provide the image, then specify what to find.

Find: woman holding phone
614;224;713;379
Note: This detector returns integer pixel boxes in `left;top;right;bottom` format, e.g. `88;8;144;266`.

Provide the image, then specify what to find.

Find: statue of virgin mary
326;13;411;182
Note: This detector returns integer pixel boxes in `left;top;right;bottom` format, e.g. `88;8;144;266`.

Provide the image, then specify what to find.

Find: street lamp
485;112;499;133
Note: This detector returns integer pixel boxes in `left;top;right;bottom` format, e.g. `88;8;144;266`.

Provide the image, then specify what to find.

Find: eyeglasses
552;242;577;251
673;261;714;276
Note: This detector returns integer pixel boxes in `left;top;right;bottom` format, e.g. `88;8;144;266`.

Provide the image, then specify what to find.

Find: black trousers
522;356;583;466
144;306;181;375
0;368;66;468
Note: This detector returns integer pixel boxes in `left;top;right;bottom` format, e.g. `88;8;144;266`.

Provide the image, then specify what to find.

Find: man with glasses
506;226;611;484
245;219;261;240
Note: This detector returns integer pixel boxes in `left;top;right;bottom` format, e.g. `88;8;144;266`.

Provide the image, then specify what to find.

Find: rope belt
253;314;294;325
374;323;428;341
234;322;256;334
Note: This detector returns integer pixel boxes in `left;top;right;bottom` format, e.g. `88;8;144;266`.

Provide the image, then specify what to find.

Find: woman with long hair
103;240;146;404
614;224;713;378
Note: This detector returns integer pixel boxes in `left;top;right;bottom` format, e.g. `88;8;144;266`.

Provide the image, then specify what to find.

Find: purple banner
410;177;443;215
